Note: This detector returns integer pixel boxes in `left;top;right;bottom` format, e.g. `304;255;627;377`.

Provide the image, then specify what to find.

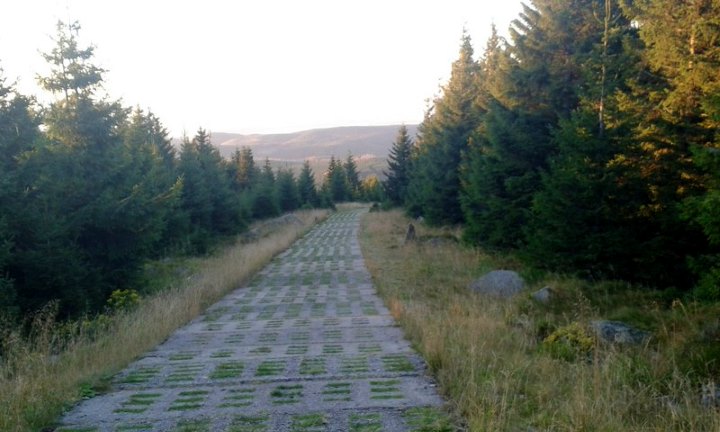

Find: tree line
0;21;378;320
383;0;720;299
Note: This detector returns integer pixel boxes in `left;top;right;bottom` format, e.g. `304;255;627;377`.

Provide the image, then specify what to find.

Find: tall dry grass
0;209;327;432
360;210;720;431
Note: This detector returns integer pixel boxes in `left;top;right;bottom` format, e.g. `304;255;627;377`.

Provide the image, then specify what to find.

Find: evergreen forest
0;21;378;321
383;0;720;300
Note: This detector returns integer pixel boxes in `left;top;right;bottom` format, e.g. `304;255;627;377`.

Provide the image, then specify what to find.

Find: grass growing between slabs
0;209;328;432
360;210;720;432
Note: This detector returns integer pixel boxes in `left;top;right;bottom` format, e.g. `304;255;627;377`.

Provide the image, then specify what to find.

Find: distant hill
210;124;419;161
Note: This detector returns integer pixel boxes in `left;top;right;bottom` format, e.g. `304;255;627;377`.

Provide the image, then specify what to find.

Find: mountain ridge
206;124;419;161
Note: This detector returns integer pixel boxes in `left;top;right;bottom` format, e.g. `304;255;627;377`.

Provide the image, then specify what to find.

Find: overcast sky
1;0;525;136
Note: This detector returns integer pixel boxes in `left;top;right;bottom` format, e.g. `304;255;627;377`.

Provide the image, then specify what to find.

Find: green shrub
106;289;141;313
541;322;594;362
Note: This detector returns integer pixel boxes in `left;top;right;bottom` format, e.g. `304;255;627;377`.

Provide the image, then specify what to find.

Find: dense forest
383;0;720;299
0;21;381;320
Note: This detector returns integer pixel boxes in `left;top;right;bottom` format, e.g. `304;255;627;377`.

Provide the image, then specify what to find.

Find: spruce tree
524;0;648;279
406;31;480;225
0;71;39;317
297;160;319;207
122;108;183;249
26;20;185;315
276;168;299;212
344;153;360;200
231;146;259;191
621;0;720;288
460;0;612;248
360;176;384;202
325;156;348;203
37;21;104;101
383;125;413;206
252;158;280;218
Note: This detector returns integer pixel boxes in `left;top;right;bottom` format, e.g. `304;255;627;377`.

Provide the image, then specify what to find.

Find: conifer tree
524;0;647;278
37;21;104;101
406;31;480;225
230;146;259;191
277;169;300;212
383;125;413;206
276;168;299;212
252;158;280;218
325;156;348;202
460;0;611;248
621;0;720;288
361;176;384;202
0;71;38;317
27;20;184;315
178;128;243;250
344;153;360;200
122;108;183;249
297;160;319;207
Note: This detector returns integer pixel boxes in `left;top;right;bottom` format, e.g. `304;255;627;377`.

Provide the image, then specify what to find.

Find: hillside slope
210;124;419;161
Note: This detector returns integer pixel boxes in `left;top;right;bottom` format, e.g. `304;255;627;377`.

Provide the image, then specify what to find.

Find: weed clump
541;322;594;362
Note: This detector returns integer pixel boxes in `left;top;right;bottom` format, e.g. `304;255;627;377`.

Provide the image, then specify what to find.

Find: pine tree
276;168;299;212
37;21;104;101
360;176;384;202
383;125;413;206
179;133;212;232
231;146;259;191
325;156;348;203
344;153;360;200
23;20;188;315
460;0;611;248
0;71;39;317
624;0;720;289
460;27;516;247
252;158;280;218
122;108;183;249
297;160;319;207
406;31;480;225
195;129;243;235
524;0;649;279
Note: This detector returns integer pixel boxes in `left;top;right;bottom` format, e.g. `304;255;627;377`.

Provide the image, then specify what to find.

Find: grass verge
0;209;328;432
360;209;720;431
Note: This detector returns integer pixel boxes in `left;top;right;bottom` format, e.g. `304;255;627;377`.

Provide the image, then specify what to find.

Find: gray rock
532;286;553;304
590;320;651;345
278;214;303;225
424;237;455;248
404;223;416;244
469;270;526;298
701;381;720;408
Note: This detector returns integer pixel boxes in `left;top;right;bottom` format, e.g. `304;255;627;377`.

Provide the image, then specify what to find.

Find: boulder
590;320;651;345
469;270;525;298
531;286;553;304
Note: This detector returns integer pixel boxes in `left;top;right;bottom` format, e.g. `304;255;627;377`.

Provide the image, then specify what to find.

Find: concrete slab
58;209;447;432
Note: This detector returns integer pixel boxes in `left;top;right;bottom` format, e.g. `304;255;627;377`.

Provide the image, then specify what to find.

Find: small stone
701;381;719;408
532;286;553;304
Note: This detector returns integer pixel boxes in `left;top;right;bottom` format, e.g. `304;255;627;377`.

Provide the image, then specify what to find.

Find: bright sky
1;0;524;136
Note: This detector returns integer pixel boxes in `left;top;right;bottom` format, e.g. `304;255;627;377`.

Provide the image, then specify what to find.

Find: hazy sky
2;0;525;136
